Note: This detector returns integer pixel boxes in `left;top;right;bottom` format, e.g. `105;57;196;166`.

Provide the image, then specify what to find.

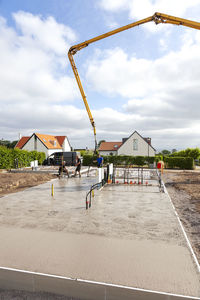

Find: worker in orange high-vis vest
157;160;164;174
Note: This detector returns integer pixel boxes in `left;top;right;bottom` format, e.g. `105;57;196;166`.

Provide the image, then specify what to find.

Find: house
15;133;71;158
98;131;156;157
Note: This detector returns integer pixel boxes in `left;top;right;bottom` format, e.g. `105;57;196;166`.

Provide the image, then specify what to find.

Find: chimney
122;138;128;144
18;133;21;141
145;138;151;145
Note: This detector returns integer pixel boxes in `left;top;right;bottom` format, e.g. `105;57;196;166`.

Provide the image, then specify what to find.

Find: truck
43;152;78;166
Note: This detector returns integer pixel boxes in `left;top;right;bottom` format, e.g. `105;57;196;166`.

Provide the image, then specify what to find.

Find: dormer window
114;145;118;148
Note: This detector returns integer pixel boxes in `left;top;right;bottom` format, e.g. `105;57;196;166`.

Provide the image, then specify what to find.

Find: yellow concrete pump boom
68;12;200;151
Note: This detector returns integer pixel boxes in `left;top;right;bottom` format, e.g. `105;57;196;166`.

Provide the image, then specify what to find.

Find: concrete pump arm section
68;12;200;150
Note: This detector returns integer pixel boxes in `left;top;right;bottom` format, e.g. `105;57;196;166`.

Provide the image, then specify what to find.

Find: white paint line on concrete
0;266;199;299
164;183;200;273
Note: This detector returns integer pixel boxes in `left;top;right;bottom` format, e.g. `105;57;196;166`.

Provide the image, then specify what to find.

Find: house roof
15;134;68;150
55;136;66;147
35;133;62;149
98;131;156;152
124;130;156;151
99;142;122;151
15;137;30;149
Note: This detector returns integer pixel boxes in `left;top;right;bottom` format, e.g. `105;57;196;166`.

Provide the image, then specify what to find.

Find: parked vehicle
43;152;79;166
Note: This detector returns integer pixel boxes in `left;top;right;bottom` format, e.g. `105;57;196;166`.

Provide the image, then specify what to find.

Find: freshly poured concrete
0;174;200;298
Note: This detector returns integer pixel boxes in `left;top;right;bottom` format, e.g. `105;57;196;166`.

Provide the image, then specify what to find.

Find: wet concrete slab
0;175;199;298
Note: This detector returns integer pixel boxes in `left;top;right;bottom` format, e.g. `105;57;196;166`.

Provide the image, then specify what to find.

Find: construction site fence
85;166;164;209
112;165;164;191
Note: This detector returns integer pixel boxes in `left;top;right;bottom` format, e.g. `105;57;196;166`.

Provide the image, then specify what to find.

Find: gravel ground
0;289;80;299
162;170;200;263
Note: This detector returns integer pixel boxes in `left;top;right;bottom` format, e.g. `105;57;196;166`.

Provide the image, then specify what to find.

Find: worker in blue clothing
97;154;103;168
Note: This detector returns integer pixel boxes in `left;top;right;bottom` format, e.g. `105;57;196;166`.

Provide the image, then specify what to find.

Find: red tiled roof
55;136;66;147
98;142;122;151
35;133;62;149
15;134;67;150
15;137;30;149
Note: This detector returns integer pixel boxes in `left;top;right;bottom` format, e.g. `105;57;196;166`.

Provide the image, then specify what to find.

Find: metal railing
112;165;164;191
85;179;106;209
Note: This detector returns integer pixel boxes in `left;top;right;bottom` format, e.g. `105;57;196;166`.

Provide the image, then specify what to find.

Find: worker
58;161;69;177
157;160;164;174
74;156;81;177
96;154;103;168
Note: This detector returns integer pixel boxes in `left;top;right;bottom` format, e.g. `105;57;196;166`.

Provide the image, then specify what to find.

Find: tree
171;149;177;153
0;139;18;148
161;149;171;155
171;148;200;159
185;148;200;159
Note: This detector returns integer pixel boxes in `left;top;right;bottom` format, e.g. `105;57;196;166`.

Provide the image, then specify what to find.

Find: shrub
82;154;156;166
164;157;194;170
0;146;46;169
0;146;13;169
171;148;200;160
82;154;194;170
82;154;97;166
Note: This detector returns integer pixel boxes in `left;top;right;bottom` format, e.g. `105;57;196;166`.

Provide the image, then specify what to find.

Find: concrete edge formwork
0;267;199;300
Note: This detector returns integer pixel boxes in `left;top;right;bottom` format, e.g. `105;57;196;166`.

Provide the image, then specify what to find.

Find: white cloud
86;30;200;99
99;0;200;32
13;11;76;55
99;0;200;19
99;0;129;12
0;12;79;105
1;8;200;150
84;28;200;149
0;12;91;147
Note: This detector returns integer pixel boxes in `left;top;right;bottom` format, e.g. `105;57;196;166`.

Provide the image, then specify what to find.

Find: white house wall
47;149;62;157
22;136;48;157
22;135;63;158
117;132;155;157
63;138;71;152
22;136;35;152
99;151;117;156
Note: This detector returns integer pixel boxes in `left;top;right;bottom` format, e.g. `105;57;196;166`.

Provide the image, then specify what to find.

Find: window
114;144;118;148
133;139;138;150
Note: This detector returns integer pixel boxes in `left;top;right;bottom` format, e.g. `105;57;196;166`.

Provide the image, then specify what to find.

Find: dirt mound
0;172;56;196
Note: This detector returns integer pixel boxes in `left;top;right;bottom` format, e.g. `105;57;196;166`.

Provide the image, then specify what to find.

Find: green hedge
83;154;194;170
170;148;200;160
164;157;194;170
0;146;46;169
83;155;156;166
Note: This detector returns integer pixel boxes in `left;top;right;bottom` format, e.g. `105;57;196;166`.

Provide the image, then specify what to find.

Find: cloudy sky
1;0;200;151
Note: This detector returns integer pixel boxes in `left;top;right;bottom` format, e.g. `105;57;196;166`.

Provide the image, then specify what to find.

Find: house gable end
15;136;30;149
118;130;156;152
34;134;49;149
21;133;35;149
